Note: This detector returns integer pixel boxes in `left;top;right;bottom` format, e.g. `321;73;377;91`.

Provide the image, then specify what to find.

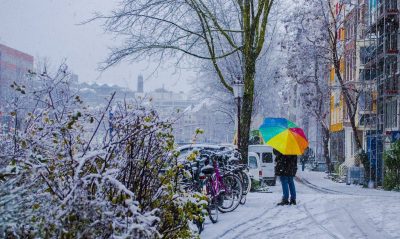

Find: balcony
358;114;377;130
367;0;398;33
377;74;399;97
378;0;398;16
375;32;398;55
359;90;377;114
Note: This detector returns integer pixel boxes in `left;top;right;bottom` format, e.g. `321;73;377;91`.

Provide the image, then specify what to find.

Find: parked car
247;145;276;186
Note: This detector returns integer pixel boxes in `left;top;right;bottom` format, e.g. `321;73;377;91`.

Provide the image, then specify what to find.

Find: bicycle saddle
201;165;214;175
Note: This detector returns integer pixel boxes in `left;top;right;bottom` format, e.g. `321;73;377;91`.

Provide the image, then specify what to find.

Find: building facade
328;0;400;185
0;44;33;135
362;0;399;184
329;0;347;164
173;100;234;144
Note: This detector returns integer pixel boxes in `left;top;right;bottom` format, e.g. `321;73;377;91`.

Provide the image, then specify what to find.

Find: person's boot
289;198;296;205
277;199;289;206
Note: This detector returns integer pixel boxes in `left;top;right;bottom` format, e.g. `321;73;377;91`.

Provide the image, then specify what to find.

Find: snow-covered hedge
384;141;400;191
0;64;205;238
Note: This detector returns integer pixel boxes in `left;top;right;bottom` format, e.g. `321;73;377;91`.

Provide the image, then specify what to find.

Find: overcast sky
0;0;194;92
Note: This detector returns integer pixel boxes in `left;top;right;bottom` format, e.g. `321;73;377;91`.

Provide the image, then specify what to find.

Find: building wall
0;44;33;104
173;101;234;144
365;0;399;184
330;131;345;163
147;88;195;120
329;0;345;166
344;127;356;165
329;0;371;166
343;5;365;165
330;68;344;132
0;44;33;135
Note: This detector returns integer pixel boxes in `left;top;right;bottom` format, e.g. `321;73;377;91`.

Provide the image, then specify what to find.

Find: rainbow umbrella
259;118;308;155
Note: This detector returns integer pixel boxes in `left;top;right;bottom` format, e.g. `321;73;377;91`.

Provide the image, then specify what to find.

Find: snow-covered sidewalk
201;170;400;239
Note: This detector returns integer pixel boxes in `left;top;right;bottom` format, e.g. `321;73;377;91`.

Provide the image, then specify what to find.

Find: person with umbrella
259;118;309;206
274;149;298;205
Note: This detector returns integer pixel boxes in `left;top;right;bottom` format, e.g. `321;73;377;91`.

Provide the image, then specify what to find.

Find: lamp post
233;78;244;150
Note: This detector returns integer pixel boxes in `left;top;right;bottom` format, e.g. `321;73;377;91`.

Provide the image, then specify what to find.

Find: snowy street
201;170;400;239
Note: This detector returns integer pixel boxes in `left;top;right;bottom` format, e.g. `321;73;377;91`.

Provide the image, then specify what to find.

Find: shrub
0;65;204;238
355;150;369;185
383;141;400;191
250;178;261;191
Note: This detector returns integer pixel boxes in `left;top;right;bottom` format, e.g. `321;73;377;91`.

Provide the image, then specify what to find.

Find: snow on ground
201;170;400;239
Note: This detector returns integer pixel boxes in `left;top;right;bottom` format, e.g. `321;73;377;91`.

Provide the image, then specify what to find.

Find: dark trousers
280;176;296;200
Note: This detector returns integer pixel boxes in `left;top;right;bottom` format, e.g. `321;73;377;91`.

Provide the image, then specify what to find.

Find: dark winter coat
275;154;298;177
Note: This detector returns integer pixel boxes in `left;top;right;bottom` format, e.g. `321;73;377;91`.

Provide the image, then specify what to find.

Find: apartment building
0;44;33;134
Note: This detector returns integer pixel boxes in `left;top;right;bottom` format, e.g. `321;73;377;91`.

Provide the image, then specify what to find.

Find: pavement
200;169;400;239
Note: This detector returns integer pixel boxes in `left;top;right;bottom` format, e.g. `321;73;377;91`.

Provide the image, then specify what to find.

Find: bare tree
193;9;283;125
286;0;332;172
91;0;276;158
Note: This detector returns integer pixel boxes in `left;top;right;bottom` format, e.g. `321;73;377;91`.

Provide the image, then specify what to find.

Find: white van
247;145;276;186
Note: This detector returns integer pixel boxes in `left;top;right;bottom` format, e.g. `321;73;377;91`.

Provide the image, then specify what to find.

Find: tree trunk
349;115;362;152
333;56;362;157
239;59;256;163
239;94;252;163
322;126;332;174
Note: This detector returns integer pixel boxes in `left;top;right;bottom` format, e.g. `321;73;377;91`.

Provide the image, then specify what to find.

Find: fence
346;166;365;185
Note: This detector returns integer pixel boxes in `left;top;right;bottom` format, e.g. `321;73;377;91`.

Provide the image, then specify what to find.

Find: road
200;170;400;239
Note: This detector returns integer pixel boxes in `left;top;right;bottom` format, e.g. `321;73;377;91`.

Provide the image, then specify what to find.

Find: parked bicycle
205;149;251;205
198;150;243;213
175;146;249;233
179;154;219;229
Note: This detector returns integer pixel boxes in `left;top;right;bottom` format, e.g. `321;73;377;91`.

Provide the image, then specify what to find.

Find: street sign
391;131;400;142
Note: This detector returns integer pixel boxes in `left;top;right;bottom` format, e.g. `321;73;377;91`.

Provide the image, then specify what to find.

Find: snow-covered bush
383;141;400;191
0;64;205;238
107;103;206;238
355;151;370;185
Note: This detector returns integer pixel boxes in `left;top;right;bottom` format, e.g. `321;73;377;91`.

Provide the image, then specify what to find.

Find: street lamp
233;78;244;149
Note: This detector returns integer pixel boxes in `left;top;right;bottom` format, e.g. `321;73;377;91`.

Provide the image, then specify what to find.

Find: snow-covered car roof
177;144;225;151
176;144;236;162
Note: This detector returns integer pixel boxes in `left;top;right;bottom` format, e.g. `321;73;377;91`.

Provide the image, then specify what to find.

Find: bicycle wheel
208;196;219;223
218;174;243;213
240;170;251;195
195;219;204;233
239;194;247;205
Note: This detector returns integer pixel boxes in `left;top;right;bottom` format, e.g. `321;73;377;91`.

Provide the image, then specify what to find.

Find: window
386;100;398;128
248;156;258;169
394;100;398;128
262;153;273;163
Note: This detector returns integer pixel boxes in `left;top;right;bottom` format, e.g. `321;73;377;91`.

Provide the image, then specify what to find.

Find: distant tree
286;0;332;172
